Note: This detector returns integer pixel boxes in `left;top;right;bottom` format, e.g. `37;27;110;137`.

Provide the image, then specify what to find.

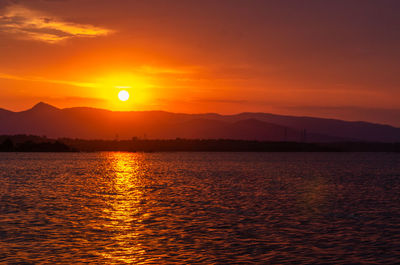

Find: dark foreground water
0;152;399;264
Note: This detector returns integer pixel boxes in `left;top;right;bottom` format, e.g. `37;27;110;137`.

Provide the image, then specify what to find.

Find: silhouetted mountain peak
30;102;59;112
0;103;399;142
0;108;12;113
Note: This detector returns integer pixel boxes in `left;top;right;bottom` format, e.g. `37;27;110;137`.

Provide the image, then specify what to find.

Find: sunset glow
1;2;400;264
0;1;400;126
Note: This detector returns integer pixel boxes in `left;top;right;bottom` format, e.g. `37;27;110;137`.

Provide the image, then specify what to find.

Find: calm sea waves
0;152;399;264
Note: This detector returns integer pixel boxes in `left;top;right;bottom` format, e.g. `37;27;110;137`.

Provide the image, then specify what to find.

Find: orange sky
1;0;400;126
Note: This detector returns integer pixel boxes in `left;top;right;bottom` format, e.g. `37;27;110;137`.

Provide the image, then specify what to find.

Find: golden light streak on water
99;153;146;264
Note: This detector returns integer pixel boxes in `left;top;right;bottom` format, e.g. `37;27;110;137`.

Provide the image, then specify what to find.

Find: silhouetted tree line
62;138;338;152
1;135;400;152
0;138;75;152
61;138;400;153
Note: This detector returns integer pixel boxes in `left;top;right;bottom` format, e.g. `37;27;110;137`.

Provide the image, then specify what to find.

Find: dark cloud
0;0;19;9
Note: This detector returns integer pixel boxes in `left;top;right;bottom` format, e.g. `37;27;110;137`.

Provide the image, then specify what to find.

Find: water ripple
0;152;399;264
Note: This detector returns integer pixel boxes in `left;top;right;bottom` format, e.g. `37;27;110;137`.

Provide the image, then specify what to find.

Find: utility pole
284;127;287;142
301;129;307;142
304;129;307;143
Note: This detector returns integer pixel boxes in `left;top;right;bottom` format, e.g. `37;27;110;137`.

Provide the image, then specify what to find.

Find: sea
0;152;399;264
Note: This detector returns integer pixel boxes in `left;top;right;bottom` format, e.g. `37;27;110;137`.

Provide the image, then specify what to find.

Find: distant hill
0;102;400;142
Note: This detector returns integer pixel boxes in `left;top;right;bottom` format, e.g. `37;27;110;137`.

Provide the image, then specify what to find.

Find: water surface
0;152;399;264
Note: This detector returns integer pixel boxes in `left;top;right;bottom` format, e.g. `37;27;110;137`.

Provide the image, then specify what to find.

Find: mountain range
1;102;400;142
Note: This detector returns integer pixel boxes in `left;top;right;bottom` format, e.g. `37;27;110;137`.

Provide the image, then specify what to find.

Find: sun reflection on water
99;152;147;264
1;153;399;264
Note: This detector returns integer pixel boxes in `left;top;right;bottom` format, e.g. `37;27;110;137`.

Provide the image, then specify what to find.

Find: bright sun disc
118;90;130;101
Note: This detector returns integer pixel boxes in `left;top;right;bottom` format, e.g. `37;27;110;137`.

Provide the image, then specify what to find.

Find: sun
118;90;130;101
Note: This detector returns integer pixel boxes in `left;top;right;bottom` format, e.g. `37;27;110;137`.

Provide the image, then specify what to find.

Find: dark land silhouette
1;102;400;142
0;136;74;152
1;135;400;152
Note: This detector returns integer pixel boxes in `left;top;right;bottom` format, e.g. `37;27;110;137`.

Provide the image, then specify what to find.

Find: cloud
137;65;195;75
0;4;112;43
0;72;98;88
192;98;249;104
0;0;18;10
42;96;107;105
